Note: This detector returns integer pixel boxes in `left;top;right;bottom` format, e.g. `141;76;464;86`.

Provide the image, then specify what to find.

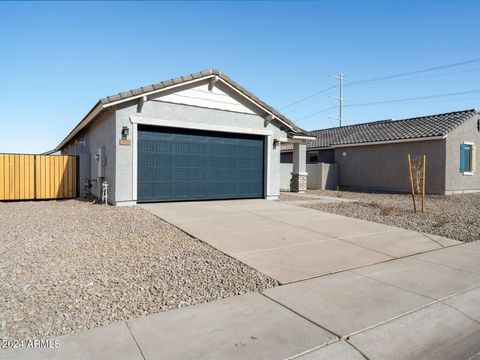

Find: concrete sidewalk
140;199;459;284
6;241;480;360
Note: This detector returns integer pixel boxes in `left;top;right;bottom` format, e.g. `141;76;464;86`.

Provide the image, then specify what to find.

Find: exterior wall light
119;126;131;146
273;139;280;148
121;126;130;140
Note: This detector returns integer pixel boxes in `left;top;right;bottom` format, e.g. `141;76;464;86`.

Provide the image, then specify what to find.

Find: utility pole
329;72;344;127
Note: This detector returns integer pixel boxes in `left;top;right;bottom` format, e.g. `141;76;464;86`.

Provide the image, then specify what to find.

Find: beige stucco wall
280;163;337;191
334;140;447;194
306;163;337;190
445;114;480;193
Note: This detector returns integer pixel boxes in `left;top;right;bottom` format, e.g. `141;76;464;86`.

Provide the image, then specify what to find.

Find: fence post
33;155;37;200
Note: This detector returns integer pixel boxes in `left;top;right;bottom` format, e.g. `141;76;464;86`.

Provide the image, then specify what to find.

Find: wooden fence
0;154;77;201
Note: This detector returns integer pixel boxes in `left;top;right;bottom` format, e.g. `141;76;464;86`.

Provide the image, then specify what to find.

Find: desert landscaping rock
0;199;278;340
280;190;480;242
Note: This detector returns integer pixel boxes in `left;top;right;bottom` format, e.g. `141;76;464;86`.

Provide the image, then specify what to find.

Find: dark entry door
137;126;264;202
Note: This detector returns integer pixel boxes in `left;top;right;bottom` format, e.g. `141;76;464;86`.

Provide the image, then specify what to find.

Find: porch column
291;142;307;193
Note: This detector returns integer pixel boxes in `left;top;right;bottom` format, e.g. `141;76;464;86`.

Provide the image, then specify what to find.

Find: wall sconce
121;126;130;140
119;126;131;146
273;139;280;148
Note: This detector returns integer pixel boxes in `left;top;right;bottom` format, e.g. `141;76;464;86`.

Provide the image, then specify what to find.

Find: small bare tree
407;154;426;212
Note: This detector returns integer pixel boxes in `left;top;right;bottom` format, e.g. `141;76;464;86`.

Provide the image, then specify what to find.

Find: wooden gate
0;154;77;201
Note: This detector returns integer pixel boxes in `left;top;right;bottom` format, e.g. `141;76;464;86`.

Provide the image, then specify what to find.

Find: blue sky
1;1;479;153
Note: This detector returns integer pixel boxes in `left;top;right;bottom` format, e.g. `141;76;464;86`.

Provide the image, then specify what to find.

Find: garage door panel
222;169;235;181
138;154;154;167
206;157;223;168
138;185;154;200
191;183;206;195
155;141;171;153
172;182;189;196
155;168;170;181
174;155;190;168
222;158;235;168
175;142;190;154
154;155;170;167
138;139;155;152
206;183;222;194
191;168;205;181
237;169;254;180
138;126;264;202
191;143;206;154
222;144;236;156
191;156;206;168
155;183;172;198
173;168;190;181
141;169;154;181
206;168;220;181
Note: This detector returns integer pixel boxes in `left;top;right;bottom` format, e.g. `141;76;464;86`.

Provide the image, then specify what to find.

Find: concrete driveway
140;199;458;284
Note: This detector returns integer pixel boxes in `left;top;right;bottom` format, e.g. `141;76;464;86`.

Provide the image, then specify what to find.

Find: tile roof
283;109;479;151
55;70;312;151
99;69;310;135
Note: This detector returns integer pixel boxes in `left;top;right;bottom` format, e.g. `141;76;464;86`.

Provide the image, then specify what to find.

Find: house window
308;155;318;164
280;152;293;164
460;143;476;174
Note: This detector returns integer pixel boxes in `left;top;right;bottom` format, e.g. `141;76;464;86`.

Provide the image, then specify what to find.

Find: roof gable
56;69;311;151
149;81;256;115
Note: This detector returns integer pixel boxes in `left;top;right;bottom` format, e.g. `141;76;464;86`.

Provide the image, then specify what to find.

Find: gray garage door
137;126;264;202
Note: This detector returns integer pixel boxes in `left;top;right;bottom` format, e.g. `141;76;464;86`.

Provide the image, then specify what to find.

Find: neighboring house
56;70;313;205
282;109;480;194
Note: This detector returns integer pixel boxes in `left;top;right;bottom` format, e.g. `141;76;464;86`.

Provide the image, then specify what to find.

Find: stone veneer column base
290;172;307;193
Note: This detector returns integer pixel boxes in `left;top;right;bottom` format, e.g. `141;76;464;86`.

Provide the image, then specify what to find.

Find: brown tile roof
99;69;310;134
56;70;312;150
282;109;479;151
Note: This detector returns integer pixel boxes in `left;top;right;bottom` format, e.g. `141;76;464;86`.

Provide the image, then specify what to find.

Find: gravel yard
279;190;480;242
0;200;277;340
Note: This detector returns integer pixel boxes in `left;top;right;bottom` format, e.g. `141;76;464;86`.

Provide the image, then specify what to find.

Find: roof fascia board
281;135;448;152
290;135;317;140
332;135;447;149
56;102;103;150
102;76;216;108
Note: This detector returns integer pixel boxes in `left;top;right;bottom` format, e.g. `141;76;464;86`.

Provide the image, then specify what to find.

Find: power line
296;92;480;128
368;96;480;106
279;85;337;110
345;89;480;108
345;58;480;87
296;106;337;122
346;67;480;85
279;58;480;110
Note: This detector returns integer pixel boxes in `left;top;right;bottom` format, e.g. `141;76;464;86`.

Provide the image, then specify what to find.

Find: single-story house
56;70;313;205
282;109;480;194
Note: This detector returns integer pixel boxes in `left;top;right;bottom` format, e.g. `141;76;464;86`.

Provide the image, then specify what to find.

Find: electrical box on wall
96;147;106;178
